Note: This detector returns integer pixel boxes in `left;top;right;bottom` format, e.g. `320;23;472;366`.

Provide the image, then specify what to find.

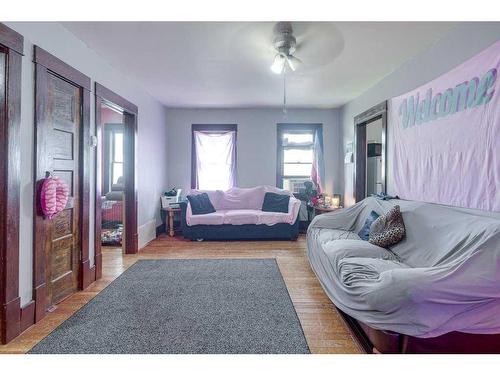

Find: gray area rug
30;259;310;354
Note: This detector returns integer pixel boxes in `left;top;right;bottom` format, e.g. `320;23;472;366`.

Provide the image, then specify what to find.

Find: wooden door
33;46;91;321
40;73;81;307
0;47;6;342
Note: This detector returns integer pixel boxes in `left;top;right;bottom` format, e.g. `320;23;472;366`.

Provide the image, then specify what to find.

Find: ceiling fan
270;22;303;74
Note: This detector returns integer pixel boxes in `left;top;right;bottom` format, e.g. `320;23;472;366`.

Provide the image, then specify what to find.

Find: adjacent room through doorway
99;105;125;249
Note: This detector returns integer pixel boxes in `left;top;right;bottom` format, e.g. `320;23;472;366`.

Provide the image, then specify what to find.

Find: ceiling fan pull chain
283;66;287;115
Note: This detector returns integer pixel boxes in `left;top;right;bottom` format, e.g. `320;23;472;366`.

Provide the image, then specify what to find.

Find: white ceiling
62;22;457;108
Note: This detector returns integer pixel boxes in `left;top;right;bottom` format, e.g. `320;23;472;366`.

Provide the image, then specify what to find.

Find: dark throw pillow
262;192;290;213
368;205;406;248
357;210;380;241
187;193;216;215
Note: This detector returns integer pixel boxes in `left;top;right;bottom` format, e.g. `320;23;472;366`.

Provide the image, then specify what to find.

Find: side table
164;207;181;237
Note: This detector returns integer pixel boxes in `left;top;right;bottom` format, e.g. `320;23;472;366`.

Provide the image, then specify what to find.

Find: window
277;124;324;193
192;124;237;190
111;131;124;184
103;124;124;194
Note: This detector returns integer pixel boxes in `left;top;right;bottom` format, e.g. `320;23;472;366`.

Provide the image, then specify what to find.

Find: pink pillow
40;177;69;219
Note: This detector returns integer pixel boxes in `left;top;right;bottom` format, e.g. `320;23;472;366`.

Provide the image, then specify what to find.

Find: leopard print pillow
368;205;406;248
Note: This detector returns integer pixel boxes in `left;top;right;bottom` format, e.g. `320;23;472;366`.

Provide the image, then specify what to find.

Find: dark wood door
33;46;91;322
41;73;81;307
0;48;6;341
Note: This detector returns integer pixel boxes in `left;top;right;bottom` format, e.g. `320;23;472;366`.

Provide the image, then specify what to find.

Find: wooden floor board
0;234;361;354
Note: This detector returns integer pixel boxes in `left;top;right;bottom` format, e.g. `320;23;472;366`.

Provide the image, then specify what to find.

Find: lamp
324;196;332;207
332;194;342;208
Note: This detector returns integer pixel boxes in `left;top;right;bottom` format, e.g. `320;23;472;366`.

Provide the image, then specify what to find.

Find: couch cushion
317;229;361;244
187;211;226;226
338;257;409;286
258;211;291;225
262;192;290;213
223;209;260;225
320;239;406;287
187;193;216;215
322;239;397;262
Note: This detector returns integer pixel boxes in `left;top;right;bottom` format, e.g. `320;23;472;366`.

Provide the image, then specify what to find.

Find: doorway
95;83;138;279
354;101;387;202
33;46;91;318
100;111;125;251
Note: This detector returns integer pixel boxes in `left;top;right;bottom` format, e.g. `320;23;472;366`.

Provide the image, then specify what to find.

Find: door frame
32;46;92;323
353;101;388;203
95;83;138;278
0;24;23;344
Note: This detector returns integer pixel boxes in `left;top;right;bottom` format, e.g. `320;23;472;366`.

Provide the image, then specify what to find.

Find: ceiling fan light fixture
271;53;286;74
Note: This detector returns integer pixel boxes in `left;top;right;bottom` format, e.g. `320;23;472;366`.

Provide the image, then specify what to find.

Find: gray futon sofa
307;197;500;353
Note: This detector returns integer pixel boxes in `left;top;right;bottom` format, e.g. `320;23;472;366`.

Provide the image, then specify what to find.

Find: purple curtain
311;128;325;194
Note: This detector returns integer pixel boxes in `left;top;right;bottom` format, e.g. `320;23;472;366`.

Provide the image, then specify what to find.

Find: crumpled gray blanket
307;197;500;338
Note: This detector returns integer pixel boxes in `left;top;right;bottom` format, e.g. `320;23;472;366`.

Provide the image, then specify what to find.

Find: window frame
276;123;323;190
0;24;23;344
191;124;238;190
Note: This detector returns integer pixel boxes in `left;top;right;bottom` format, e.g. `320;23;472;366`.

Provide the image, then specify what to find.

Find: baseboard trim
20;300;35;333
1;297;21;343
138;219;156;249
34;283;46;323
81;259;95;289
95;252;102;280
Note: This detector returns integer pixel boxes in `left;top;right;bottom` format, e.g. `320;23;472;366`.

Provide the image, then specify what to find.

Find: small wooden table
314;205;342;216
164;207;181;237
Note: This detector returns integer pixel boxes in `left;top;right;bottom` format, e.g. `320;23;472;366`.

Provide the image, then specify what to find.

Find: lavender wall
340;22;500;206
166;108;344;197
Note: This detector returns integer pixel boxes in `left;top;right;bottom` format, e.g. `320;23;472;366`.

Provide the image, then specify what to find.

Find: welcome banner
388;40;500;212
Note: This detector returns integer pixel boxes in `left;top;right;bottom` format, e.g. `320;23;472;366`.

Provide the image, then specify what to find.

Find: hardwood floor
0;234;362;354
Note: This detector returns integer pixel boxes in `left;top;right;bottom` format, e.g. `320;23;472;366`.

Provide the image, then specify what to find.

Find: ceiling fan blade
229;22;278;62
286;55;303;71
292;22;344;70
